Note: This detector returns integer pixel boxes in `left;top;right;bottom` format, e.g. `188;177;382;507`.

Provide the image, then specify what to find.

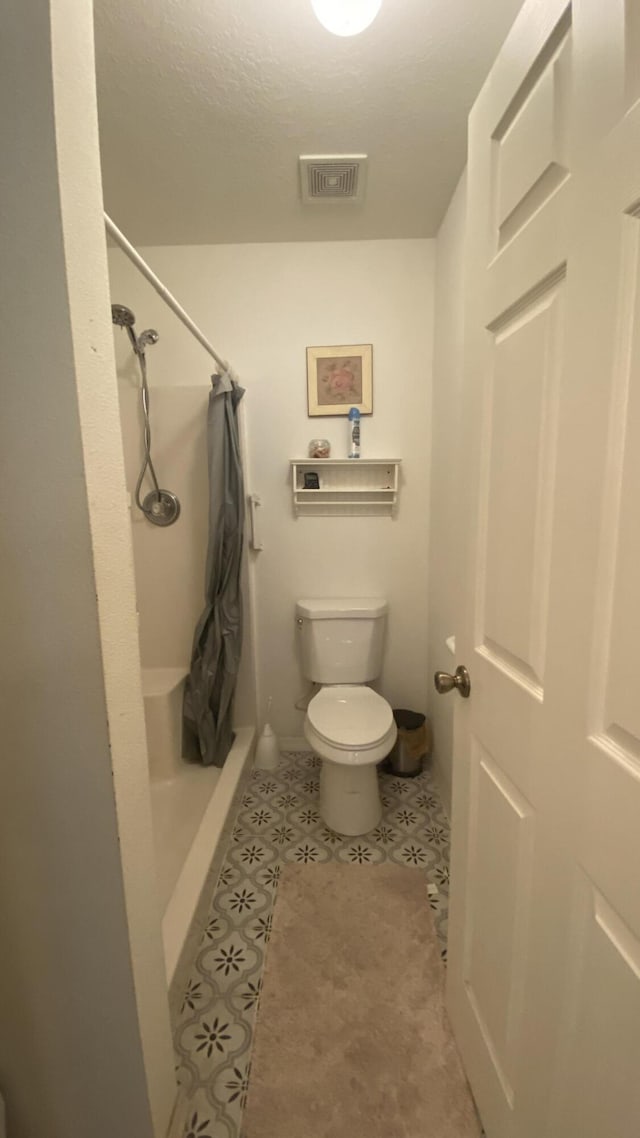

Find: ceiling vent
299;154;368;205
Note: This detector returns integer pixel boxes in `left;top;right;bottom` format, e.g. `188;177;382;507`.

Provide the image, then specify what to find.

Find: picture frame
306;344;373;417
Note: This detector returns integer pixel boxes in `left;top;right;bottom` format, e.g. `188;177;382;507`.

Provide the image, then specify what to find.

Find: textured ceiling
95;0;524;245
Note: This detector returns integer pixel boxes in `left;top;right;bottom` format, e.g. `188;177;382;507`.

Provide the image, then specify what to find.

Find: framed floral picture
306;344;373;416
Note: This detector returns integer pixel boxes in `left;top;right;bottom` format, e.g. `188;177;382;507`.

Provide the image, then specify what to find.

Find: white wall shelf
290;459;401;516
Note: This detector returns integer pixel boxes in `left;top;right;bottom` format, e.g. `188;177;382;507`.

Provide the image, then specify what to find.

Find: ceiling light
311;0;383;37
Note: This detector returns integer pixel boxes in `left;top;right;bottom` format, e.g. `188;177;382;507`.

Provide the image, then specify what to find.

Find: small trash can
388;709;431;777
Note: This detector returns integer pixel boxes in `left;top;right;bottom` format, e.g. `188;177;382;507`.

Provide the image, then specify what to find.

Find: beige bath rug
242;863;481;1138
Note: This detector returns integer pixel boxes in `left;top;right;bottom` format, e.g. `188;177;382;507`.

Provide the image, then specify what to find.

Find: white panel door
444;2;640;1136
543;94;640;1138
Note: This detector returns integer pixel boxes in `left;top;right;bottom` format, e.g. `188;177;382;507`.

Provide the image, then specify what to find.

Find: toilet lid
307;686;394;750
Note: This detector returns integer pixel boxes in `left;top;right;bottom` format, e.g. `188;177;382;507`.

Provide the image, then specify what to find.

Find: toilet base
319;759;382;836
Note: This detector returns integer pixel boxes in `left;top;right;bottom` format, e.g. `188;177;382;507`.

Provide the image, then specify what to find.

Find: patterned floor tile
198;936;262;991
214;878;271;923
175;751;451;1138
228;977;262;1017
228;840;276;874
237;804;282;832
179;1005;251;1082
336;840;385;865
283;838;332;864
181;1094;237;1138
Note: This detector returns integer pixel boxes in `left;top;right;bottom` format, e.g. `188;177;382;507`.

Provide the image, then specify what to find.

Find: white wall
0;3;175;1135
427;173;468;813
108;238;434;737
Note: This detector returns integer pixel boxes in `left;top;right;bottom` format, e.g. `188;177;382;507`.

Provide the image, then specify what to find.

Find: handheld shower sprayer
110;303;180;527
110;303;138;355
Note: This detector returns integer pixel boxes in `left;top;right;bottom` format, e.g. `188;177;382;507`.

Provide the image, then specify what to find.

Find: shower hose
134;346;162;515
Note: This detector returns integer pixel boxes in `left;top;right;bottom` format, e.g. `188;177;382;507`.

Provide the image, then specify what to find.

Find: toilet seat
304;685;396;833
307;685;394;751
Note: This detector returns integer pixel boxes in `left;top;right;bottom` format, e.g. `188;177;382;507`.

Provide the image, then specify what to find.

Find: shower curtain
184;369;245;767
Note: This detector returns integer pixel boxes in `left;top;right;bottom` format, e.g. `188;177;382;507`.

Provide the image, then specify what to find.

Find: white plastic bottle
255;696;280;770
348;407;361;458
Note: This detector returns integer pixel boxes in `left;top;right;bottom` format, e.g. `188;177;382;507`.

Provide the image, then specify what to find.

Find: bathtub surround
140;664;255;983
244;863;480;1138
151;740;220;911
143;667;190;787
114;304;257;1003
108;238;434;738
114;383;257;724
162;728;255;987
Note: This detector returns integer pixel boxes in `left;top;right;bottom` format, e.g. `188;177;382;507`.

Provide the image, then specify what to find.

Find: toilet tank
296;598;388;684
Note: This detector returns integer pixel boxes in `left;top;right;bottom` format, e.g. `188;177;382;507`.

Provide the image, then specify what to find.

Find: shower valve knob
142;489;181;527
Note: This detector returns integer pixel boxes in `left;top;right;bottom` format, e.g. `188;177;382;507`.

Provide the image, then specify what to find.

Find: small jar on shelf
308;438;331;459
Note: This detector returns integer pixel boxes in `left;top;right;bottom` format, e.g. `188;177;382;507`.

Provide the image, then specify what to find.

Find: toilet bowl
304;684;397;835
296;597;396;836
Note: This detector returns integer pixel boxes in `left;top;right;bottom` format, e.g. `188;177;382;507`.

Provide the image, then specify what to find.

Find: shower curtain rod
104;212;228;373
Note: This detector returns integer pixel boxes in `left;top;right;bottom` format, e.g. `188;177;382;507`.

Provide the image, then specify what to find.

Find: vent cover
300;154;368;204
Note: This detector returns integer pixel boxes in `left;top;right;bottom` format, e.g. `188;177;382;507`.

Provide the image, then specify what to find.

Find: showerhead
111;303;136;328
111;303;159;355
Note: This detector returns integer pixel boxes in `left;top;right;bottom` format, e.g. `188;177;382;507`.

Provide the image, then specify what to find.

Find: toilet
296;598;397;836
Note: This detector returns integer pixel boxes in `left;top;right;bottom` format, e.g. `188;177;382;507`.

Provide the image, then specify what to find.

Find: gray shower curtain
183;369;245;766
